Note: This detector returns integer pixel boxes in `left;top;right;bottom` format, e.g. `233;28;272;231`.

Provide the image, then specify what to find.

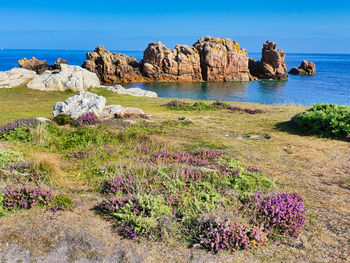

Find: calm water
0;49;349;105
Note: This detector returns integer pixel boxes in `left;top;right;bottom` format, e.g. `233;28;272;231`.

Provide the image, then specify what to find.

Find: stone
18;57;50;74
178;117;193;123
288;60;316;75
102;85;158;98
27;64;100;92
82;46;146;84
142;41;202;82
35;117;52;123
193;36;250;81
249;41;288;80
100;105;145;120
52;92;106;119
0;68;37;88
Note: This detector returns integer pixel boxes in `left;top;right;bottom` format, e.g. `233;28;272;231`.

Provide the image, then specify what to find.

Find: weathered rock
249;41;288;80
18;57;69;74
193;36;250;81
142;42;202;81
289;60;316;75
102;85;158;98
18;57;50;74
27;64;100;92
82;46;146;84
53;92;106;119
178;117;193;123
0;68;37;88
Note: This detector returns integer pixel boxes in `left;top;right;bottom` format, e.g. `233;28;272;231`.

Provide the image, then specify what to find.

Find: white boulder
102;85;158;98
0;68;37;88
53;92;106;119
28;64;100;92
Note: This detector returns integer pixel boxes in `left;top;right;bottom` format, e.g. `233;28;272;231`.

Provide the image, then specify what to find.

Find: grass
0;86;349;262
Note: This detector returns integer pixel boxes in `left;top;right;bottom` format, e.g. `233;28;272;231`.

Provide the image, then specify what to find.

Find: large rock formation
27;64;100;92
102;85;158;98
193;36;250;81
142;42;202;82
18;57;68;74
249;41;288;80
82;46;146;84
0;68;37;88
289;60;316;75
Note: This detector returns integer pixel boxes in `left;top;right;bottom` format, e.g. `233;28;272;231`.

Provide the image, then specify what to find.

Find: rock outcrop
27;64;100;92
82;46;145;84
289;60;316;75
0;68;37;88
18;57;68;74
53;92;145;120
249;41;288;80
142;42;202;82
193;37;250;81
102;85;158;98
53;92;106;119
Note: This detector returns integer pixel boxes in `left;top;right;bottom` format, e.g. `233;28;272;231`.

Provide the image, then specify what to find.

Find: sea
0;49;349;106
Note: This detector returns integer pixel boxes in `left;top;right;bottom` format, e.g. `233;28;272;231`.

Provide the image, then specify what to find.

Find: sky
1;1;350;53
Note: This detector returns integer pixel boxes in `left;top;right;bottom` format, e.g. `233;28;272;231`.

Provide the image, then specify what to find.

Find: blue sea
0;49;349;106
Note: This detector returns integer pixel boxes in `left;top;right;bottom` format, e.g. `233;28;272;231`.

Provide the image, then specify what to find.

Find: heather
291;103;350;139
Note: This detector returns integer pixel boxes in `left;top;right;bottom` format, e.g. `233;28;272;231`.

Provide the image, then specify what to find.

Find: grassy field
0;86;349;262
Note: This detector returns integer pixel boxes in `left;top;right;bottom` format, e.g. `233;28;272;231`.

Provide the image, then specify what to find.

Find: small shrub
3;185;54;210
248;192;307;238
75;112;97;126
0;150;21;169
1;126;31;142
101;175;137;195
291;103;350;139
54;114;74;126
193;218;267;253
0;118;40;135
228;106;263;114
50;194;73;212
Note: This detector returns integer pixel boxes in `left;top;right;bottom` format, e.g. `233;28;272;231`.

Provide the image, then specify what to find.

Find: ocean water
0;49;349;106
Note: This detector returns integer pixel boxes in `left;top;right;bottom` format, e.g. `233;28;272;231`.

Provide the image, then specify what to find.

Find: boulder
102;85;158;98
18;57;50;74
0;68;37;88
27;64;100;92
193;36;250;81
249;41;288;80
288;60;316;75
53;92;106;119
142;42;202;82
82;46;146;84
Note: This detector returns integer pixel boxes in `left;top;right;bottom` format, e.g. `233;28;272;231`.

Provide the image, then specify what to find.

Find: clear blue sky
1;0;350;53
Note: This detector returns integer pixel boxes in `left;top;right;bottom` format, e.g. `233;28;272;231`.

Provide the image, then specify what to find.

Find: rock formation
27;64;100;92
193;36;250;81
0;68;37;88
249;41;288;80
142;42;202;81
53;92;145;120
102;85;158;98
18;57;68;74
82;46;146;84
83;37;251;83
288;60;316;75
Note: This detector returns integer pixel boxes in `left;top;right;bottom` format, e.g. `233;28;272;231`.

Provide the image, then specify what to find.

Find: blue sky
1;1;350;53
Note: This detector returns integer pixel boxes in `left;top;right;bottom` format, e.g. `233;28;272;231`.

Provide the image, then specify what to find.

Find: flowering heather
148;149;221;167
195;218;267;253
66;150;91;159
0;118;40;135
5;161;33;173
247;166;260;172
3;185;54;210
249;192;307;238
101;175;137;195
75;112;97;126
220;165;240;178
229;106;263;114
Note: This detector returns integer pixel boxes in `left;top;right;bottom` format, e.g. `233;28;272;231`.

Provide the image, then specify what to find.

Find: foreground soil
0;87;349;263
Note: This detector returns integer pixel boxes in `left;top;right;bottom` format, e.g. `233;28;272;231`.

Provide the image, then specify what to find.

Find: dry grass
0;87;349;262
